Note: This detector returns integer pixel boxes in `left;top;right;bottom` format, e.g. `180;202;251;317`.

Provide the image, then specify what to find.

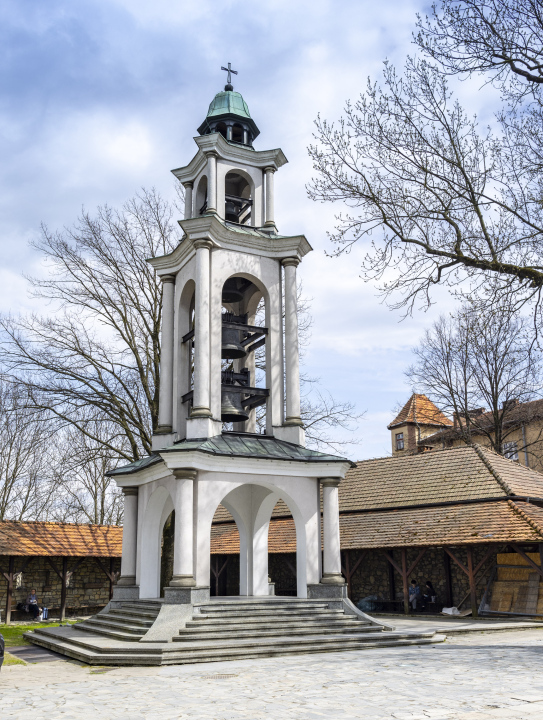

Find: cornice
171;133;288;184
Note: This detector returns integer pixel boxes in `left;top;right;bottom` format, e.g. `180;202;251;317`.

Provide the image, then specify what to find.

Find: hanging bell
225;200;239;223
222;278;244;304
222;325;247;360
221;388;249;423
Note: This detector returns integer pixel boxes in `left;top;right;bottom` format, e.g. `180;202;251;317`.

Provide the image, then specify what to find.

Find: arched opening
224;171;252;225
268;499;297;596
210;504;240;596
220;275;268;433
232;123;244;144
215;121;228;139
160;510;175;596
139;486;174;599
178;280;195;438
196;175;208;216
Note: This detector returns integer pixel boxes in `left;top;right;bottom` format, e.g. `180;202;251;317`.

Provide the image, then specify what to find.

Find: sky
0;0;496;459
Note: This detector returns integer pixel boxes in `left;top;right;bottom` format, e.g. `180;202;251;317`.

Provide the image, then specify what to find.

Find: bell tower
150;70;310;449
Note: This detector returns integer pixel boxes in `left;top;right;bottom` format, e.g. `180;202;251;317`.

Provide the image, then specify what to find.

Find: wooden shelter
0;521;122;624
210;445;543;616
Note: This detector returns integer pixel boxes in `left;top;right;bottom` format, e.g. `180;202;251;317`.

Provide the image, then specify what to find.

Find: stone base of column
151;432;177;451
273;424;305;446
190;406;213;418
169;574;196;588
111;584;140;602
307;582;347;600
186;416;222;440
320;572;346;585
117;575;137;587
155;424;173;434
163;586;210;605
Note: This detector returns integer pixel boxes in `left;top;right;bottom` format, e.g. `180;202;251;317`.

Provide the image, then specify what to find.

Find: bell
221;388;249;423
222;325;247;359
222;278;244;304
225;200;238;223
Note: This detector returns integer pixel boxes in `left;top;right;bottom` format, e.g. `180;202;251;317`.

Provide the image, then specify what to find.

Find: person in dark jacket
26;589;40;619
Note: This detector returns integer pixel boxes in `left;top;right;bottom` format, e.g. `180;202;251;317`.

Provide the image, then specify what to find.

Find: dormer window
396;432;404;451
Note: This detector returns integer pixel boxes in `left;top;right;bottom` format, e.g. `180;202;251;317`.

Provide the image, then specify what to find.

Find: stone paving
2;628;543;719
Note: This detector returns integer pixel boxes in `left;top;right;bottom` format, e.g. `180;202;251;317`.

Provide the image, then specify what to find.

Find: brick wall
0;555;121;616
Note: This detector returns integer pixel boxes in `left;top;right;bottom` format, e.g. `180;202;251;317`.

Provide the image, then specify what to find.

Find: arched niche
232;123;244;144
224;169;254;225
176;279;195;438
195;175;208;216
210;504;240;596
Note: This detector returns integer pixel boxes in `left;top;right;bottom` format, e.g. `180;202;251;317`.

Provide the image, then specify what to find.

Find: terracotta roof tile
211;517;296;554
388;394;453;429
0;521;123;557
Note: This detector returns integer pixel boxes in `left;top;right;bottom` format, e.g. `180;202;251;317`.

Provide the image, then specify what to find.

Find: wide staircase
26;597;445;666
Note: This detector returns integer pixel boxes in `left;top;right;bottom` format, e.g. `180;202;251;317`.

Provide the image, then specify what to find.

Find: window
503;441;519;461
396;432;404;451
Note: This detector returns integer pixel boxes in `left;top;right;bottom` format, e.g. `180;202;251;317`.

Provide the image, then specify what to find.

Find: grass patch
3;651;26;666
0;621;78;647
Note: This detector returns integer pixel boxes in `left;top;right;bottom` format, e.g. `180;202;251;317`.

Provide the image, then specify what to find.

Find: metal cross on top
221;62;238;86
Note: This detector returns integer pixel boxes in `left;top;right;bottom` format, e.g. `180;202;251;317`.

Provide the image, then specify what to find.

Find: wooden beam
401;548;409;615
407;548;427;578
341;550;367;600
511;544;543;580
444;547;469;576
4;556;14;625
474;545;498;577
381;549;402;576
60;557;68;622
443;551;453;607
466;546;478;617
388;550;396;602
45;557;63;581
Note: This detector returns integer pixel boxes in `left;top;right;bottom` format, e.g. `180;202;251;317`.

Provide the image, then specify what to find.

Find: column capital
205;150;219;159
264;165;277;174
160;274;176;285
172;468;198;481
282;257;300;268
320;477;341;488
122;486;139;496
182;180;194;189
193;238;213;251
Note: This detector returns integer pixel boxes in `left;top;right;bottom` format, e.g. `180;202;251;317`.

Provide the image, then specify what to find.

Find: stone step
98;612;155;627
174;624;385;642
191;610;346;623
120;602;162;613
195;602;330;612
81;618;148;636
194;606;339;616
184;617;368;632
77;624;149;642
110;608;161;620
26;625;445;666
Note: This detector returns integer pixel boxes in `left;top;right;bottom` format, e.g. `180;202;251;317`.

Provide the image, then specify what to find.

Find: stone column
282;258;303;427
157;275;175;433
118;487;138;586
264;167;276;227
170;469;197;587
320;478;344;584
226;123;233;141
183;181;193;220
191;239;212;418
206;152;218;214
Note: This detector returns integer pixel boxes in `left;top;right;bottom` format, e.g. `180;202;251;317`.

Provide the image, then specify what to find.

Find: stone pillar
282;258;303;427
320;478;344;584
118;487;138;586
206;152;218;214
226;124;233;141
170;469;197;587
183;181;193;220
243;128;248;145
157;275;175;433
191;239;212;418
264;167;276;228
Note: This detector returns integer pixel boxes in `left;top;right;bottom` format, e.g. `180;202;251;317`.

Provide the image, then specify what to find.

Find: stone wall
0;555;121;617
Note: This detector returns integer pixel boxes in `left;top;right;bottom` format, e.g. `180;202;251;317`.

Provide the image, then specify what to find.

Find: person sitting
408;579;420;612
423;580;437;609
26;589;40;620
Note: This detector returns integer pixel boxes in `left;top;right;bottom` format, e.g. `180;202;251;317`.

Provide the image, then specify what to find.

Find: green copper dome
206;90;252;121
197;88;260;143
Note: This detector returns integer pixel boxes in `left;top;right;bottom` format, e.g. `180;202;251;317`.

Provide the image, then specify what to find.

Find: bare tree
407;301;543;455
308;0;543;316
0;189;182;462
0;382;55;520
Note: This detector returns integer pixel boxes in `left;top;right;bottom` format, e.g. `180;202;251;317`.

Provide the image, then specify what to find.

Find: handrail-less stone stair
25;597;445;666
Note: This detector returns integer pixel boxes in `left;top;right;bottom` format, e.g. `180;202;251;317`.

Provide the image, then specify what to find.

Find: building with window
387;394;453;456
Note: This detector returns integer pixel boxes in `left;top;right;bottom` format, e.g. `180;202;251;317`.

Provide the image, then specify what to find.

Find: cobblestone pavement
2;629;543;719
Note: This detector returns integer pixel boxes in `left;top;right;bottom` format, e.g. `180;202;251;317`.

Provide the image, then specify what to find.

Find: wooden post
344;551;351;599
466;547;478;617
4;556;14;625
443;550;453;607
109;558;114;600
388;550;396;603
539;543;543;576
60;557;68;621
401;548;409;615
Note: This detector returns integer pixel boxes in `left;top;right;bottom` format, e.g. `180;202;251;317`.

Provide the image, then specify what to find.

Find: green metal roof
206;91;252;121
108;434;352;476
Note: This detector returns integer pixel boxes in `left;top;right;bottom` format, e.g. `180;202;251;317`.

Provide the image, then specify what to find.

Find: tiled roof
388;394;453;429
339;445;543;512
109;434;352;476
0;521;123;557
421;398;543;445
210;499;543;554
212;499;292;524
